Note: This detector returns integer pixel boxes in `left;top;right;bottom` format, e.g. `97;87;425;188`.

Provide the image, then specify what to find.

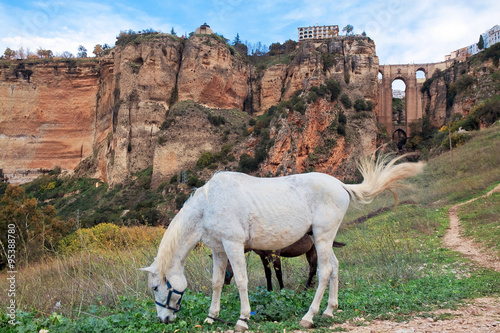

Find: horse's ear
139;266;156;274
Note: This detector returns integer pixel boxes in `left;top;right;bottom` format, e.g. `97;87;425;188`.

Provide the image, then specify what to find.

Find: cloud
1;0;498;64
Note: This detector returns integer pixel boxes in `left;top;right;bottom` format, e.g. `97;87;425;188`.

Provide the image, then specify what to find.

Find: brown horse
223;235;345;291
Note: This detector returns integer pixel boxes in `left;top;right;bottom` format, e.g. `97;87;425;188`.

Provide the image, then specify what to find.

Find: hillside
1;120;499;333
1;33;380;185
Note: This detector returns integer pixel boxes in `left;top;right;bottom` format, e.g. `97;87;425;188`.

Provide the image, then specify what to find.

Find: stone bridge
377;61;453;146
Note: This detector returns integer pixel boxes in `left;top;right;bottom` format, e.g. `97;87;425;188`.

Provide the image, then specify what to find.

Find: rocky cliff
0;60;100;183
421;56;499;128
0;33;380;185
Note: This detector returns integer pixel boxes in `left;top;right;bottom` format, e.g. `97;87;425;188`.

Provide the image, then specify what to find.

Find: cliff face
0;34;379;185
0;61;99;183
421;57;498;128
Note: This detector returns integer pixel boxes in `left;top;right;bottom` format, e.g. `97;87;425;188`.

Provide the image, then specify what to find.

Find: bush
307;91;318;104
455;74;475;92
441;132;471;150
338;112;347;125
175;193;189;210
238;153;259;174
207;114;226;126
475;96;500;126
187;175;205;187
340;94;352;108
337;124;346;136
353;98;367;111
325;79;341;101
58;223;164;254
196;152;215;169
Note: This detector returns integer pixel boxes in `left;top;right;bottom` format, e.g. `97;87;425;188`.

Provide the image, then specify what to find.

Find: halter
155;277;185;313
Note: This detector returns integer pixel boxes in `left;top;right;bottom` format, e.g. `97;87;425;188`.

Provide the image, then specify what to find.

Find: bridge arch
392;128;407;149
378;61;452;140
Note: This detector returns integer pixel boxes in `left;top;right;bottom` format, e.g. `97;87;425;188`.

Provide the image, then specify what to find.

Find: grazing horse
141;153;424;331
223;236;346;291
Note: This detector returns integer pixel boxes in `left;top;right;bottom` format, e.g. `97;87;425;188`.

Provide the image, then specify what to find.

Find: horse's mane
156;186;207;278
156;210;184;278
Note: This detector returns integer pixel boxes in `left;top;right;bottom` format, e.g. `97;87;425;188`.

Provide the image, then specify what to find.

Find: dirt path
444;183;500;272
320;184;500;332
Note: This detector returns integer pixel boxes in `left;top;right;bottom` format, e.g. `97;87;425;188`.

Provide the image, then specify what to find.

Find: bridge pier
377;61;453;144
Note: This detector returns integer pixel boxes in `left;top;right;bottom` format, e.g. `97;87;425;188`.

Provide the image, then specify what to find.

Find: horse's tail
342;153;425;207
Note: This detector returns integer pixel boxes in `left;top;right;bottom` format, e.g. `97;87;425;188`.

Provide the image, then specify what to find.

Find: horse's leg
204;251;227;324
257;252;274;291
271;252;284;290
223;241;251;332
322;250;339;317
305;245;318;289
299;240;334;328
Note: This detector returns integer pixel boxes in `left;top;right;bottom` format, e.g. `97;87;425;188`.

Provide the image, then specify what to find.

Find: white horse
141;153;424;331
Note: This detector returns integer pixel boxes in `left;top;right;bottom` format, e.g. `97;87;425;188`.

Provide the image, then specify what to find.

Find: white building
482;25;500;48
392;89;405;99
298;24;339;41
468;43;480;56
446;24;500;61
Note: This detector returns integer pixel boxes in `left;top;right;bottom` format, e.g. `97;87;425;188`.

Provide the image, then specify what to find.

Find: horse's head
140;261;187;324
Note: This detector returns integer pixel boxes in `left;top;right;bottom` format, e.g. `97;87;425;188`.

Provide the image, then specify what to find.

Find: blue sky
0;0;499;65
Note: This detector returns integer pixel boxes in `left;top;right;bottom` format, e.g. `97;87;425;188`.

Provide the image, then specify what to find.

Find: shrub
238;153;259;173
169;174;178;184
187;175;205;187
58;223;164;254
207;114;226;126
366;100;373;111
441;132;471;150
338;111;347;125
353;98;367;111
340;94;352;108
307;91;318;103
337;124;346;136
475;96;500;126
196;152;215;169
455;74;475;92
325;78;341;101
175;193;189;210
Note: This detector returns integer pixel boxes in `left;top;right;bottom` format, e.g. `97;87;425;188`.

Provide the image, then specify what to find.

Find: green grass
2;122;500;332
458;191;500;256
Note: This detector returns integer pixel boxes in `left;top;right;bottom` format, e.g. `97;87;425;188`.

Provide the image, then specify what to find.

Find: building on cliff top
195;23;213;35
445;24;500;61
298;24;339;41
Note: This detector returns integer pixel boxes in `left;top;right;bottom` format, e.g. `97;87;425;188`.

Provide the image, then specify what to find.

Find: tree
60;51;74;58
0;185;72;268
478;35;484;50
37;48;53;59
342;24;354;35
170;27;177;36
233;33;241;46
3;48;17;60
77;45;87;58
283;39;297;54
18;47;26;59
93;44;104;57
268;42;283;56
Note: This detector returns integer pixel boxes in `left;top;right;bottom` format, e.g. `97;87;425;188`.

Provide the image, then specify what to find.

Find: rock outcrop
0;60;99;183
0;33;380;185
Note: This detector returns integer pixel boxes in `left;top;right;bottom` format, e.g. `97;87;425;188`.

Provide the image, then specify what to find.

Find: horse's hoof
235;324;248;332
299;319;313;328
322;313;333;318
203;317;214;324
